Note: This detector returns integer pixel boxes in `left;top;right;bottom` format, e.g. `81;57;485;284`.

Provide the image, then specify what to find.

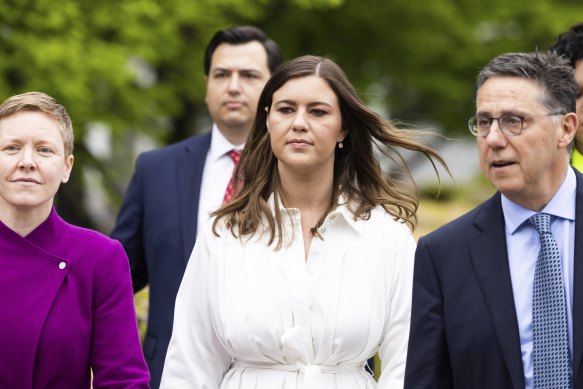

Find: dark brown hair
213;55;448;248
203;25;283;75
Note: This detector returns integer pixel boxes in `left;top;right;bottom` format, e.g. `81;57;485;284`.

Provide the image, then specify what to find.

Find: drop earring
338;141;344;149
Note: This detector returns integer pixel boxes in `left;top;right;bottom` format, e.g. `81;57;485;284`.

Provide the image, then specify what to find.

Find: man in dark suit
111;26;283;388
405;51;581;388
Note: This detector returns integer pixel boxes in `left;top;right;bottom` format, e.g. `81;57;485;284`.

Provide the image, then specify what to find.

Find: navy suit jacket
405;168;583;388
111;132;212;389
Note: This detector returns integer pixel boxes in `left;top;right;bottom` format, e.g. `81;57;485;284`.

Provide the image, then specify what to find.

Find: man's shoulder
138;132;212;162
421;194;500;244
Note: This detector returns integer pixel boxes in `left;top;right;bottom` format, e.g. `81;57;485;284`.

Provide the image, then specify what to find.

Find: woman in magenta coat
0;92;150;388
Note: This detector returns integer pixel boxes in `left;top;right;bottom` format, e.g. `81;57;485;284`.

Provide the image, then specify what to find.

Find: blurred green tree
0;0;272;228
0;0;582;229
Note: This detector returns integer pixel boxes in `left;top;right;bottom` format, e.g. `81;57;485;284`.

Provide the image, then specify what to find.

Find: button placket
285;209;314;360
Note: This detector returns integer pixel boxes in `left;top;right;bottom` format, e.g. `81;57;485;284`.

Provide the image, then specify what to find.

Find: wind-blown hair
213;55;448;248
0;91;74;156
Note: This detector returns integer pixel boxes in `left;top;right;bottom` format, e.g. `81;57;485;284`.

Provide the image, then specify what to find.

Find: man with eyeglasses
551;23;583;173
405;51;582;388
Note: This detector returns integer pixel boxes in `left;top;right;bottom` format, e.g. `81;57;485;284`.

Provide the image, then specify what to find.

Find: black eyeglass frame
466;112;565;137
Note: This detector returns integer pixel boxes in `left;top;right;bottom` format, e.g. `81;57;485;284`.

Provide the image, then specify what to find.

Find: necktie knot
528;213;552;235
228;149;241;164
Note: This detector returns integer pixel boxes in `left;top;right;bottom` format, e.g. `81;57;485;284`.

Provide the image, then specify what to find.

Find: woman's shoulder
204;214;270;244
349;205;412;236
49;219;130;286
58;221;126;266
66;223;122;250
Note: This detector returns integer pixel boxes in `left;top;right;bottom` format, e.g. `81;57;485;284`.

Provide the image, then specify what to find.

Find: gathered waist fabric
232;360;366;389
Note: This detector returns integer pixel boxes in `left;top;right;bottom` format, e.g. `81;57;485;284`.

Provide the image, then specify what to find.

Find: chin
8;195;53;210
223;113;249;124
493;182;523;197
487;174;511;190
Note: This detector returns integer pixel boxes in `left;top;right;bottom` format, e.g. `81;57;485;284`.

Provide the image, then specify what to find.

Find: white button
58;262;66;270
321;227;327;233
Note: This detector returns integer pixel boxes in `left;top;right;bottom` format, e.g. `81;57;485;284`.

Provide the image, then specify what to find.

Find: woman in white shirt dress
160;55;448;389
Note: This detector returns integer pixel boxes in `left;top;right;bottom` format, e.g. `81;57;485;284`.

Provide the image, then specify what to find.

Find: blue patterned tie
528;213;572;388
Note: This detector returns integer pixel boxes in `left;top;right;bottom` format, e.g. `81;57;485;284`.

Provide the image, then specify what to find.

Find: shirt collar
328;199;367;236
266;193;364;236
207;123;245;162
502;167;576;234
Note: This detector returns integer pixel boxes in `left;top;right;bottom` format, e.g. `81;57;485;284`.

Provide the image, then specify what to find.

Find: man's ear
559;112;578;148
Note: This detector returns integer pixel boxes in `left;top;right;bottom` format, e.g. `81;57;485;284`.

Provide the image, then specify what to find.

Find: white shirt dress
160;198;415;389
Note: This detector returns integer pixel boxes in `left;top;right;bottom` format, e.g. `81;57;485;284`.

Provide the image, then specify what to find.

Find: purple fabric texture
0;208;150;388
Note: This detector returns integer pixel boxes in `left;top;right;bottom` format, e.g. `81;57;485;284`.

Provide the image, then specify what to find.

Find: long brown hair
213;55;448;248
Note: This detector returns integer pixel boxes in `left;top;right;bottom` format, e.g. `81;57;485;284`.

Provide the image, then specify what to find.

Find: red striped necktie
222;149;241;205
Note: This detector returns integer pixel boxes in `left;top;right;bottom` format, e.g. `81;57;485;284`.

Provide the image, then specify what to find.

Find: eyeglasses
466;113;564;137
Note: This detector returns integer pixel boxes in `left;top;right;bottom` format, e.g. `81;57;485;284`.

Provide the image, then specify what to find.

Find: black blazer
111;132;212;389
405;169;583;388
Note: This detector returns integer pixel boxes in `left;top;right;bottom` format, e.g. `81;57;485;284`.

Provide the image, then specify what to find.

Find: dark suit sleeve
404;236;453;388
111;155;149;293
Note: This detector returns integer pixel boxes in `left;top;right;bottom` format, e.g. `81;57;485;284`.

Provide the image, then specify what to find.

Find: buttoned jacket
405;168;583;388
0;208;149;388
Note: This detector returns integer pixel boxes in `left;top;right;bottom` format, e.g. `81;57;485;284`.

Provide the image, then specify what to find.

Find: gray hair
477;51;577;115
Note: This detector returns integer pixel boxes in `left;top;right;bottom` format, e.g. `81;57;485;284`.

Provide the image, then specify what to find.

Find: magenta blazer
0;208;150;388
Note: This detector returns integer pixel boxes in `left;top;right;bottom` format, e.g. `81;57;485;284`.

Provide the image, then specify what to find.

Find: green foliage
293;0;344;9
265;0;583;135
0;0;582;229
0;0;271;227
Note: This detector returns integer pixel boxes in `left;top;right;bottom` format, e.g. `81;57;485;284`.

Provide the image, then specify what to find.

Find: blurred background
2;0;582;233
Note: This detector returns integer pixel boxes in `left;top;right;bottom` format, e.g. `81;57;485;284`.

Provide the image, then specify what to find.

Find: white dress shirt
503;168;576;389
197;124;244;238
161;196;416;389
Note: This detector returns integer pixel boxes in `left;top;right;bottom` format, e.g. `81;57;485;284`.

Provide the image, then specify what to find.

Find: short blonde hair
0;91;74;156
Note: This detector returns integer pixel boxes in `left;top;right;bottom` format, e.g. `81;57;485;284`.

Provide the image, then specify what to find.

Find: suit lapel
176;132;212;264
468;194;525;389
572;170;583;384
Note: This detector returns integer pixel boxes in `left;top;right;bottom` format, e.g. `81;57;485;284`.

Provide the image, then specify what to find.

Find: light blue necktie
528;213;572;388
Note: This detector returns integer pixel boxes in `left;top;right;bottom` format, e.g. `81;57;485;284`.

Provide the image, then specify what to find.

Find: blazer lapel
572;170;583;385
177;132;212;264
468;194;525;389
